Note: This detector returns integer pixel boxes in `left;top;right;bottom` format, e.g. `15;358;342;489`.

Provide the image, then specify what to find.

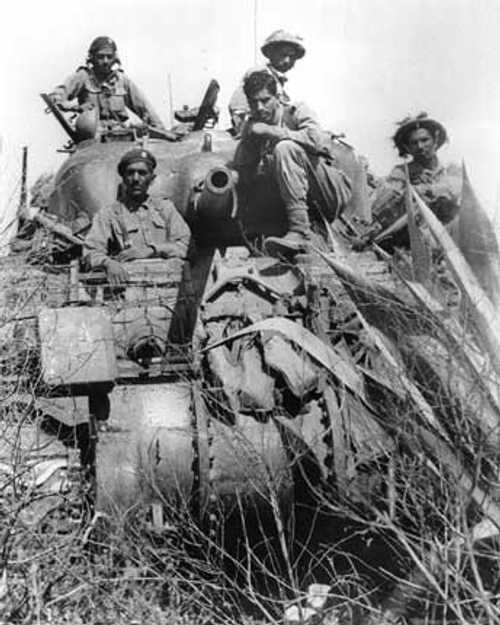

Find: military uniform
234;101;352;235
85;196;191;270
229;30;305;134
372;160;462;230
52;67;166;132
228;63;290;123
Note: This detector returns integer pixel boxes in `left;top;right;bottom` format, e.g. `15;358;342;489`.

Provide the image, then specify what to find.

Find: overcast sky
1;0;500;218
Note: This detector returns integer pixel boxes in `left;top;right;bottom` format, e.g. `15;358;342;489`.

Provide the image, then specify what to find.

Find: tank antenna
253;0;258;64
18;146;28;223
167;73;174;128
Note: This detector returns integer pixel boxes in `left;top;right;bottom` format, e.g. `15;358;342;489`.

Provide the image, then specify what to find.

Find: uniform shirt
85;196;191;269
233;101;331;183
228;63;290;117
372;160;462;228
52;67;166;132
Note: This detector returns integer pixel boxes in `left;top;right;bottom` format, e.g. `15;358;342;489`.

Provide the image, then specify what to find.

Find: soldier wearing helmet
228;30;306;134
50;36;167;140
364;113;462;249
84;148;191;285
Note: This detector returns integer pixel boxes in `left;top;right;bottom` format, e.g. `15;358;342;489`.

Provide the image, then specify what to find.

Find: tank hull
96;382;295;518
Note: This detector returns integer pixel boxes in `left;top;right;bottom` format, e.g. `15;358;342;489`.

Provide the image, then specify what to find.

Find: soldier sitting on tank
50;36;169;141
228;30;305;135
84;148;191;286
233;70;352;257
356;113;462;250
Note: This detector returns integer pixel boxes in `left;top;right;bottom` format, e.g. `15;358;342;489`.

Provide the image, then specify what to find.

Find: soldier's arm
51;71;86;109
278;103;326;154
123;76;167;132
427;163;462;202
154;201;191;259
415;164;462;224
84;209;115;269
228;84;249;116
381;165;407;195
228;84;249;135
370;165;407;228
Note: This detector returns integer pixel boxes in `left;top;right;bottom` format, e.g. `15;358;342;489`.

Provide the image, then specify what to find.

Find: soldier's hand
418;171;434;184
56;101;83;113
116;245;154;262
104;259;129;286
351;234;371;251
432;183;453;201
413;183;434;202
80;102;96;113
250;122;285;140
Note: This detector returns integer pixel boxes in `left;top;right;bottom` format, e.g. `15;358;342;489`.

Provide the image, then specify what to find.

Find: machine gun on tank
41;92;79;144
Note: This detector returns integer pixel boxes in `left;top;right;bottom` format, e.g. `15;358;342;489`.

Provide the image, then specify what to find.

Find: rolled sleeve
52;70;87;104
433;164;462;202
84;209;114;269
228;84;249;115
280;103;326;154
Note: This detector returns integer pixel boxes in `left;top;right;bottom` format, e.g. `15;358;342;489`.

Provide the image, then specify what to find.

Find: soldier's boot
264;207;311;258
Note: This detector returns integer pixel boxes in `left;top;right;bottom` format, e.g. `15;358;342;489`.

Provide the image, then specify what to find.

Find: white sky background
1;0;500;219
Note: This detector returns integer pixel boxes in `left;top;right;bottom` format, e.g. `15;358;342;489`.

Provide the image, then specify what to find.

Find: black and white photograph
1;1;500;623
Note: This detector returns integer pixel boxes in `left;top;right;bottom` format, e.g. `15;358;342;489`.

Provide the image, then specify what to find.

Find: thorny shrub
1;253;500;624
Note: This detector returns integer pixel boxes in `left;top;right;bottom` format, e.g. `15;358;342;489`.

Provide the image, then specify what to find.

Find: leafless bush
2;250;500;625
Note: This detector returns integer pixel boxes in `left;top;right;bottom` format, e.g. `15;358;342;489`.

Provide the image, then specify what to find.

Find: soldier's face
407;128;438;163
92;46;115;75
247;88;280;123
268;44;298;73
123;162;155;199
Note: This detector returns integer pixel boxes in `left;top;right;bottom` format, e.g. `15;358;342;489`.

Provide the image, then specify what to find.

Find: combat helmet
86;36;120;66
393;112;448;157
261;30;306;60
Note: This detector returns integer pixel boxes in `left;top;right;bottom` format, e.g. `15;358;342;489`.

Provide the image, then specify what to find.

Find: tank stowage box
39;307;117;386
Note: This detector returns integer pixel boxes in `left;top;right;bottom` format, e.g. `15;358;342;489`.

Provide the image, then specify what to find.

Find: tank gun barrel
195;166;237;221
189;164;241;246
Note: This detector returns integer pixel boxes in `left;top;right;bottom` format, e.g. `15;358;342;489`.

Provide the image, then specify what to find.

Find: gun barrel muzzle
196;166;236;220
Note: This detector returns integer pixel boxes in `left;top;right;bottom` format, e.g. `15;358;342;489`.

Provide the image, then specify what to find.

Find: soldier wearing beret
50;36;167;139
84;148;191;285
229;30;306;134
365;113;462;248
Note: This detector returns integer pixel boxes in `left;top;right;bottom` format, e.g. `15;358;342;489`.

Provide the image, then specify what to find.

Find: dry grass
1;249;500;625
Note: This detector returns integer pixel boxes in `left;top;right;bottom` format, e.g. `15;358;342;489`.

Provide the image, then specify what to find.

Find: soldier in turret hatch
84;148;191;286
358;113;462;249
50;36;168;140
228;30;305;135
233;70;352;257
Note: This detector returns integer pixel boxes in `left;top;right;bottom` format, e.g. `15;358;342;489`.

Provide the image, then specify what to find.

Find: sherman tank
3;78;500;620
4;81;374;518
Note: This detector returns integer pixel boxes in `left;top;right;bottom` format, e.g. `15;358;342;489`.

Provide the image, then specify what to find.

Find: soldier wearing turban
85;148;191;285
50;36;167;140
